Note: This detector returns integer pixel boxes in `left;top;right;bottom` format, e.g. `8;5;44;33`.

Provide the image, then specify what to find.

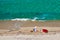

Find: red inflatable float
42;29;48;33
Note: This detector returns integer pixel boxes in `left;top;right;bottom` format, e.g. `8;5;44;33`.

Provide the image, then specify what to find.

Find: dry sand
0;34;60;40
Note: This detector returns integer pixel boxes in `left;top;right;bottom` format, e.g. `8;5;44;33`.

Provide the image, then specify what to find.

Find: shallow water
0;0;60;20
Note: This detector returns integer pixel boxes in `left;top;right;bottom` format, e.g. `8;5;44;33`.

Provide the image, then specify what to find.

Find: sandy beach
0;34;60;40
0;20;60;35
0;20;60;40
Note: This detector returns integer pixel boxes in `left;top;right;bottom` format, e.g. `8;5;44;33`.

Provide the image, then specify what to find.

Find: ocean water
0;0;60;20
0;13;60;20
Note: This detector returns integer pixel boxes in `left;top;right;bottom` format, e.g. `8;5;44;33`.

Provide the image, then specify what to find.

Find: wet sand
0;20;60;29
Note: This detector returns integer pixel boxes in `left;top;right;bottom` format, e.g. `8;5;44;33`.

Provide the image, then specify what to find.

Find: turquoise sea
0;0;60;20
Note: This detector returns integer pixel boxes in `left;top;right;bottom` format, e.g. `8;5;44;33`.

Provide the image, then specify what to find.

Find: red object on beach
42;29;48;33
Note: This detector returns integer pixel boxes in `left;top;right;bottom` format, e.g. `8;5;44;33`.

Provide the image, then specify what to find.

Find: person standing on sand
33;26;37;32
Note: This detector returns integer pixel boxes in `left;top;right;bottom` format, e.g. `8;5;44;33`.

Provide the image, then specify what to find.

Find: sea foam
11;18;46;22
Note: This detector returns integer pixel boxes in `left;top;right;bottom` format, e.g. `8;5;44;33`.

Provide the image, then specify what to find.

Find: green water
0;0;60;20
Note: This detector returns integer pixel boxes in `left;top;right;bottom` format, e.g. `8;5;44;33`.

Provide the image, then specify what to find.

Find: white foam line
11;18;37;21
11;18;30;21
9;18;46;22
